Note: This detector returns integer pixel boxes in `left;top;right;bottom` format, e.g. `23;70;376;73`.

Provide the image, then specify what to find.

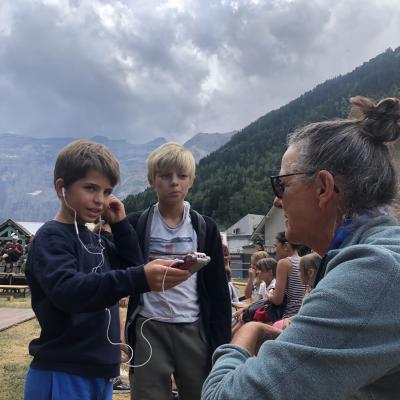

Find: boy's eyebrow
83;181;113;191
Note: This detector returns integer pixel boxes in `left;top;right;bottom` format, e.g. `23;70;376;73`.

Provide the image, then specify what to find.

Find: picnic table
0;284;30;297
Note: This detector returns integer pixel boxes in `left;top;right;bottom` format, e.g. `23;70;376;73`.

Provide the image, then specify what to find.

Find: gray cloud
0;0;399;143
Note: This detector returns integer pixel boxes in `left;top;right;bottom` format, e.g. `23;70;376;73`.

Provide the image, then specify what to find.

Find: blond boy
126;142;231;400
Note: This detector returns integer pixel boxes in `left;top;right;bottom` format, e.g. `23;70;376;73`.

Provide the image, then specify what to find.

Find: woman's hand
281;317;292;330
231;321;282;355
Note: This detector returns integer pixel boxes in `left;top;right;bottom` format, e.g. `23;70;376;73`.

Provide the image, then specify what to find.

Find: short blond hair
251;251;269;266
251;251;269;289
147;142;196;183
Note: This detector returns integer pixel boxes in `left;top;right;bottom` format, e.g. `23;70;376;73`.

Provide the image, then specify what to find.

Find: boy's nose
94;192;104;204
170;173;179;184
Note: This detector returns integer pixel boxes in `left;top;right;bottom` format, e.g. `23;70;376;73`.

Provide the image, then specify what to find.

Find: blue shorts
24;367;113;400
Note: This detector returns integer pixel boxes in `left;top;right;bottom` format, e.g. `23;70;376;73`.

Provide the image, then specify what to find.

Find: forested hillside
124;47;400;229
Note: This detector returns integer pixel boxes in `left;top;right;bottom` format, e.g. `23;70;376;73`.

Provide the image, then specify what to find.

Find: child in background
255;241;265;251
233;253;320;338
232;258;277;333
273;252;321;330
255;258;277;300
244;251;269;302
299;252;321;296
24;140;189;400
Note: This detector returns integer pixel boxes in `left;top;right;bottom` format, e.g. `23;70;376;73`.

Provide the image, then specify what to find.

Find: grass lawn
0;317;39;400
0;295;129;399
0;282;247;400
0;295;32;309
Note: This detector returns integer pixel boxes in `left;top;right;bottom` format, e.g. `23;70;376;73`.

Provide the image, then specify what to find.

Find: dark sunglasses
270;171;339;199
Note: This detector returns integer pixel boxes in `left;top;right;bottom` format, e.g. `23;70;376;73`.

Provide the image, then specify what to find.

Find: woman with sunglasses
202;96;400;400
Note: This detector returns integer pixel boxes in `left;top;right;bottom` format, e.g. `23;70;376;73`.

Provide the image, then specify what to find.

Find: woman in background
267;232;306;318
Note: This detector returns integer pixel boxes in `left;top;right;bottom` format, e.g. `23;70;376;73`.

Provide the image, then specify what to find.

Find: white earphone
58;182;169;368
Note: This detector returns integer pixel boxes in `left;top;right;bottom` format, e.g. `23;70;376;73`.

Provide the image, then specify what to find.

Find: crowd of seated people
232;233;321;337
0;235;31;273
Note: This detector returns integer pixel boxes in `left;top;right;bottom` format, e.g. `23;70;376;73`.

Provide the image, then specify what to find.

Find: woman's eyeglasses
270;171;339;199
269;173;312;199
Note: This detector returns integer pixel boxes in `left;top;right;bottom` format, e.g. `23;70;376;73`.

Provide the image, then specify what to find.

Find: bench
0;285;30;297
0;273;27;286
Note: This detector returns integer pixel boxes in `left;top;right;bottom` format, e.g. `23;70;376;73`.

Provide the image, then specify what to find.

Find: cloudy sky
0;0;399;144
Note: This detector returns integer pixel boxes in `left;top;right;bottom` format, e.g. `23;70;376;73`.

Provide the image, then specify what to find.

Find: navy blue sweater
25;218;147;379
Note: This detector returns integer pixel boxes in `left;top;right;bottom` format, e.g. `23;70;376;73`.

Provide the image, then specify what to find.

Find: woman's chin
285;228;300;245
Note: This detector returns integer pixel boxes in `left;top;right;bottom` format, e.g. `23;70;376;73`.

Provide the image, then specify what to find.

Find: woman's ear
316;170;337;207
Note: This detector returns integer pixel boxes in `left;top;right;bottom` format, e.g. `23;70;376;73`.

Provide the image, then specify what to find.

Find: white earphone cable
63;189;176;368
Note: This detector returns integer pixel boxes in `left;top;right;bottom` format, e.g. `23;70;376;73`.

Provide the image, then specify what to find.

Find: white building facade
226;214;264;253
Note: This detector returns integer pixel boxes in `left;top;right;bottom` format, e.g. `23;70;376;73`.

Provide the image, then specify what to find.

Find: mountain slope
124;47;400;229
184;131;237;162
0;130;235;222
0;135;167;221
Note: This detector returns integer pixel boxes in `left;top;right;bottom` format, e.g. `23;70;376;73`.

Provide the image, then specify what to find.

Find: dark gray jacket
126;205;231;363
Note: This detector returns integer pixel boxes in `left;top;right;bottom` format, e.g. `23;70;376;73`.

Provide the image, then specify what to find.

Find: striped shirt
283;256;307;318
138;201;200;323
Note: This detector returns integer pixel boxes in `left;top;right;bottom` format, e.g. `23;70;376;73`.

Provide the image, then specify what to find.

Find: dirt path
0;307;35;332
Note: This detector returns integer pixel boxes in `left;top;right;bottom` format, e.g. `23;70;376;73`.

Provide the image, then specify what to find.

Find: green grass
0;295;31;309
0;318;39;400
0;299;130;399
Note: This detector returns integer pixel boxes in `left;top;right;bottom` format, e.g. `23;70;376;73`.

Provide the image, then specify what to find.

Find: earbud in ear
62;187;66;198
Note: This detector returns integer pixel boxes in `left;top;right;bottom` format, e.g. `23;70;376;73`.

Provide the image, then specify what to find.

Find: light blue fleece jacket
202;215;400;400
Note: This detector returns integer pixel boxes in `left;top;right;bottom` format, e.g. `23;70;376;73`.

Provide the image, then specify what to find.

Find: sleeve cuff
126;264;150;293
110;218;131;236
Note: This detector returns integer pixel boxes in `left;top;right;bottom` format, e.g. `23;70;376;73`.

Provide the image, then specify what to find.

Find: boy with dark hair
126;142;231;400
24;140;190;400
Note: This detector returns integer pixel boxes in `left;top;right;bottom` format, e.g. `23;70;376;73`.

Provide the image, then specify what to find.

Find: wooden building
0;219;43;246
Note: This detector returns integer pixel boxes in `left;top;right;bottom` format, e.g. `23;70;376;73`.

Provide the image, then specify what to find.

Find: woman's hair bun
349;96;400;143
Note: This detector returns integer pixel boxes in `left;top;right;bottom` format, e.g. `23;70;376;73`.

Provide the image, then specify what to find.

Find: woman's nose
273;196;282;208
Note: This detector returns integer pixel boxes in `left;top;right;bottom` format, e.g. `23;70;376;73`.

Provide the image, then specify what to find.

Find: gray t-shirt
138;201;200;322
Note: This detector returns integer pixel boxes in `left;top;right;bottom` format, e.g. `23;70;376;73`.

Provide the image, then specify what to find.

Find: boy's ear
148;174;155;187
55;178;65;199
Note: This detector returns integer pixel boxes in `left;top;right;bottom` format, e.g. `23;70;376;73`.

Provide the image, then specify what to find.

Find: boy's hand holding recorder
144;259;190;291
